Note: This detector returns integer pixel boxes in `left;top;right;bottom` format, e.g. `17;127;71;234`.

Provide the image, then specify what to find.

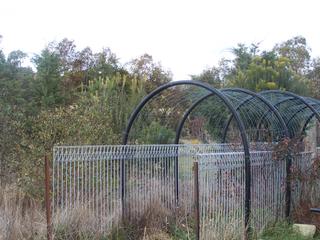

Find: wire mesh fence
291;151;314;207
197;151;246;239
196;150;313;239
52;143;314;238
52;145;122;232
52;144;245;233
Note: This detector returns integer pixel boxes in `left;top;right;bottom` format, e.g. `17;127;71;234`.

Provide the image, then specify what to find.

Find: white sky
1;0;320;80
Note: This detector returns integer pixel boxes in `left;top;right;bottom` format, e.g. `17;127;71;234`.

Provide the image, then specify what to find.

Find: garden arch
122;80;252;228
220;88;289;143
122;81;320;237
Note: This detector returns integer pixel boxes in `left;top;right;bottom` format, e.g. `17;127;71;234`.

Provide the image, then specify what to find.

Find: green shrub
138;121;175;144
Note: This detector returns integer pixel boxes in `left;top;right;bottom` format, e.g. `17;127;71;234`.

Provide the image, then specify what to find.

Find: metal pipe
193;161;200;240
45;155;52;240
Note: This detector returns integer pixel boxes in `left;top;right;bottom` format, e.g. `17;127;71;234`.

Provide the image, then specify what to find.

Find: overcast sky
1;0;320;80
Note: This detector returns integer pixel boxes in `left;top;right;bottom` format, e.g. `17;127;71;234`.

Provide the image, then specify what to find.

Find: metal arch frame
219;88;290;143
221;88;293;218
174;92;253;144
301;103;320;134
174;88;304;218
255;97;296;141
302;113;317;135
285;103;319;137
174;87;292;218
123;83;320;234
174;92;214;144
123;81;248;147
221;95;257;143
259;90;320;131
259;90;320;216
175;88;292;217
122;80;252;235
174;88;288;143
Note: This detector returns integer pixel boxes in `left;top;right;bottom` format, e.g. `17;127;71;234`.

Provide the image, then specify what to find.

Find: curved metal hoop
301;102;320;135
302;113;317;134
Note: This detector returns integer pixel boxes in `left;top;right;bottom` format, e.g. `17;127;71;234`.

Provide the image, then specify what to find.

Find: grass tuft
260;221;320;240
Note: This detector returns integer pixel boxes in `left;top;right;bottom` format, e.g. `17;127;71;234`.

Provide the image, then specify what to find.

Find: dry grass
119;197;194;240
200;218;244;240
53;206;110;239
0;184;46;240
53;199;194;240
0;183;194;240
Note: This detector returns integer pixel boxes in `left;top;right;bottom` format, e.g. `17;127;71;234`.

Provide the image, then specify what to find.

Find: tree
0;48;34;109
47;39;121;89
50;38;77;73
7;50;27;68
0;35;6;68
128;54;172;91
309;58;320;99
92;47;120;79
274;36;311;75
222;42;310;94
231;43;255;71
32;49;64;108
191;67;222;88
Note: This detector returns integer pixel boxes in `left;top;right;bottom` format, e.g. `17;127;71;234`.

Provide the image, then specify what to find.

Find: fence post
175;146;179;204
193;161;200;240
244;154;251;240
285;153;292;218
121;146;126;220
44;155;52;240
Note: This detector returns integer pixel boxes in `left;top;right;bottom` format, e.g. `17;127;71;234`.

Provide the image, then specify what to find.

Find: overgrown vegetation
1;35;320;199
0;185;195;240
1;35;320;239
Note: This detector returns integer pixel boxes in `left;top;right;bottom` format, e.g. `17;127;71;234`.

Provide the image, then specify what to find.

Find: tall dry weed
0;184;46;240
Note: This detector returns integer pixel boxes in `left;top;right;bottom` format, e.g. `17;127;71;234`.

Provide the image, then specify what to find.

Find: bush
138;121;175;144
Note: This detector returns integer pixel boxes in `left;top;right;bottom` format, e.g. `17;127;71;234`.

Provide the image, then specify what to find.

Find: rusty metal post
45;155;52;240
193;161;200;240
